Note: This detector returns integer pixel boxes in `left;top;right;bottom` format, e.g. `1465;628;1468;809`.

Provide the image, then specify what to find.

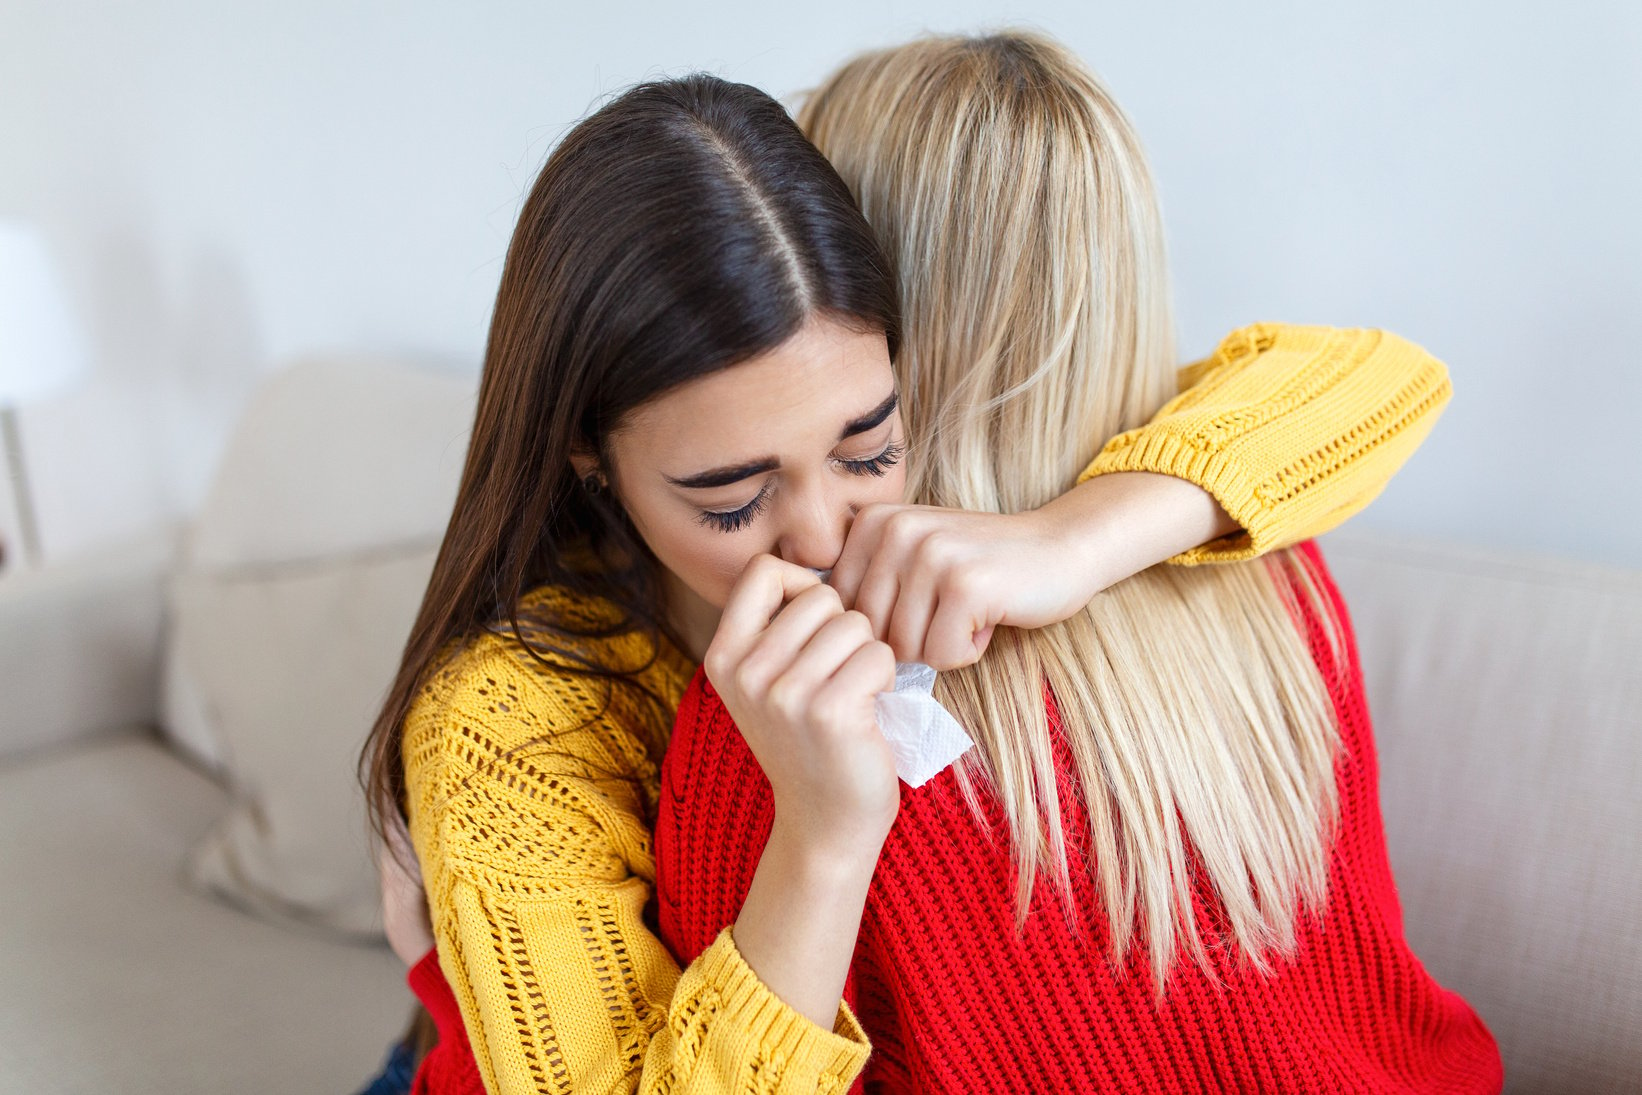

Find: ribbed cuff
1078;431;1268;565
690;925;872;1082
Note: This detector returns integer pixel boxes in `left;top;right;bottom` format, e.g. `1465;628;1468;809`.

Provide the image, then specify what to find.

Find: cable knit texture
1085;323;1452;565
654;542;1504;1093
398;323;1458;1093
403;593;872;1094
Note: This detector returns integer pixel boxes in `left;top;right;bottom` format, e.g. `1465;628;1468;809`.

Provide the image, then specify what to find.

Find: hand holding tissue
807;567;974;787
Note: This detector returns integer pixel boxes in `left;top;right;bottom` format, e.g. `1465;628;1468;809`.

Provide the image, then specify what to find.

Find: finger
818;638;898;713
782;610;880;692
847;508;929;642
766;611;878;727
735;583;847;693
851;556;901;642
711;555;823;666
829;506;887;609
886;562;939;662
923;592;991;670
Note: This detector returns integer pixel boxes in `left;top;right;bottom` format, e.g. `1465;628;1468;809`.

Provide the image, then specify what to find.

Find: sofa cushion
160;357;473;936
0;736;408;1094
1321;530;1642;1093
184;356;473;570
161;357;472;772
171;544;438;937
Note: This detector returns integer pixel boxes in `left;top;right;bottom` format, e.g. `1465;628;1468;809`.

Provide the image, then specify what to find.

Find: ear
568;446;600;481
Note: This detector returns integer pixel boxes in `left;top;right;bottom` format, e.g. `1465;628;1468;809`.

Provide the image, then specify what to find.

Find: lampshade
0;219;87;405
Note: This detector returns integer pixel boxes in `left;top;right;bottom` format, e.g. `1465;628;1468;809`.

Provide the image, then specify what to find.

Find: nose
774;487;854;574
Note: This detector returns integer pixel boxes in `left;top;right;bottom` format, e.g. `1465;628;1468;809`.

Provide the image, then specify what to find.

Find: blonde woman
653;33;1501;1093
363;54;1476;1095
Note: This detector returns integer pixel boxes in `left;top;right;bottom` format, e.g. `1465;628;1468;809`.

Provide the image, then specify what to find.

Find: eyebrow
839;391;900;441
664;390;900;490
665;458;780;490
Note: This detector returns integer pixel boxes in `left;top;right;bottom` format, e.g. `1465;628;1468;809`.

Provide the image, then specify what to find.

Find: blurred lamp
0;219;87;570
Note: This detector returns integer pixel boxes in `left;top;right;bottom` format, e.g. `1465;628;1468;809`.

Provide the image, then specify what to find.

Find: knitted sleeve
1078;322;1451;565
402;629;871;1095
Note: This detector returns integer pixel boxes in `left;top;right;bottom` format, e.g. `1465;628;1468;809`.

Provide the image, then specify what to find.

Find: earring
582;473;605;495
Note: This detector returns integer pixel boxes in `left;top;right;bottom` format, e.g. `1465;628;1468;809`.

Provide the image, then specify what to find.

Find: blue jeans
353;1036;415;1095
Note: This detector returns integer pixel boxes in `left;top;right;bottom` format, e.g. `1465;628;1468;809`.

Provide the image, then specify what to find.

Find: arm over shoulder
403;626;871;1094
1077;323;1451;564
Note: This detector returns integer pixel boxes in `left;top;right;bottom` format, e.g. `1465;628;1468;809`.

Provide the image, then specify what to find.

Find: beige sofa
0;359;1637;1094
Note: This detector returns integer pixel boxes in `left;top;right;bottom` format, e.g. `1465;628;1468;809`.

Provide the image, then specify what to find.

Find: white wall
1;0;1637;567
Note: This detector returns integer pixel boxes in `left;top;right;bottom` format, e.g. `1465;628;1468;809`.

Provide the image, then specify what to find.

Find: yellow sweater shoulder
403;584;871;1094
403;588;684;890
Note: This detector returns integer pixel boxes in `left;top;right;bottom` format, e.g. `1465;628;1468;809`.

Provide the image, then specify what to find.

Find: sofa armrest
0;528;178;761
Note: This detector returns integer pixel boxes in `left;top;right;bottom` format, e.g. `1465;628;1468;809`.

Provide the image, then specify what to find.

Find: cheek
664;531;760;608
623;498;759;609
879;461;911;505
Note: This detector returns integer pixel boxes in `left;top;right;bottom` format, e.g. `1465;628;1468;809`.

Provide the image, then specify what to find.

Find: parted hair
361;74;899;863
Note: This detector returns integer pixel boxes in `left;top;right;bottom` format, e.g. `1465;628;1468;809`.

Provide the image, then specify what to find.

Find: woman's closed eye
695;437;906;533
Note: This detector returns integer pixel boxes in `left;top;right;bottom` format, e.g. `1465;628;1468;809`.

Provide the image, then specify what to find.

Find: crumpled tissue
875;661;976;787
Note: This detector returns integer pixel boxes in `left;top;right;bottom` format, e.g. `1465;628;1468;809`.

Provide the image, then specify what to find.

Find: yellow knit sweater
403;323;1451;1094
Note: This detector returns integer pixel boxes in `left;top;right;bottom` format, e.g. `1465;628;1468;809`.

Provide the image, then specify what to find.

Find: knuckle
856;501;894;526
816;694;866;739
868;641;899;681
884;516;921;552
766;676;806;720
921;531;960;568
804;689;843;727
731;658;766;699
945;566;982;600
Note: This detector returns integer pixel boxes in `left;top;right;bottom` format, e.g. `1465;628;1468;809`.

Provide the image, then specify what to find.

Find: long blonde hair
800;31;1345;990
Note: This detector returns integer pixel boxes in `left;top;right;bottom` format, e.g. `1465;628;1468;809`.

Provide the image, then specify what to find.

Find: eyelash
697;439;907;532
839;439;906;478
698;483;772;533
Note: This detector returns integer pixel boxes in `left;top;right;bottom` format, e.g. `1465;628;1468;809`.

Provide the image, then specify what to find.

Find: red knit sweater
407;946;486;1095
405;541;1503;1092
652;541;1503;1093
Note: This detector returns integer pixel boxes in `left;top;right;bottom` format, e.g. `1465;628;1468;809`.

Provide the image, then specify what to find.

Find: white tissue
805;568;974;787
875;661;976;788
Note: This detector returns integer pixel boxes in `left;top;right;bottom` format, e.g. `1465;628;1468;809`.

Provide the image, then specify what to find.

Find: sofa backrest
1322;530;1642;1093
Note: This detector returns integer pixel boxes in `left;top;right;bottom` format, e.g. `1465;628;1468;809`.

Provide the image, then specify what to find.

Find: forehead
614;318;893;469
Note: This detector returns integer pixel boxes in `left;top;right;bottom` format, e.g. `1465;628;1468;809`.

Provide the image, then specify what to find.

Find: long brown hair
359;74;900;849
